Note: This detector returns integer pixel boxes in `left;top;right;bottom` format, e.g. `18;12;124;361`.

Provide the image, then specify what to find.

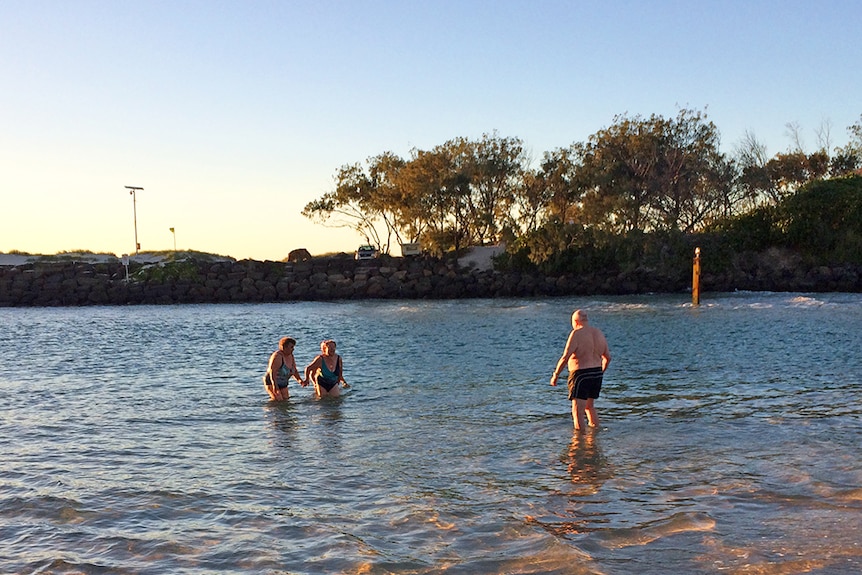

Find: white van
400;243;421;257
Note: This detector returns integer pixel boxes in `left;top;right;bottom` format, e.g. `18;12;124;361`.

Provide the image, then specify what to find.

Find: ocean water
1;293;860;575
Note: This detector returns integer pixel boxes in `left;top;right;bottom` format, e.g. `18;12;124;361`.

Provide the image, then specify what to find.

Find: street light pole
125;186;143;255
170;227;176;251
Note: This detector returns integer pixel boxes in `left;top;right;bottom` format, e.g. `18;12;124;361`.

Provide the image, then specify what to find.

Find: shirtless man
550;310;612;431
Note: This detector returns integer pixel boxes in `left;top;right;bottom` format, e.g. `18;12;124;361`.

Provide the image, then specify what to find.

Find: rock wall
0;254;860;307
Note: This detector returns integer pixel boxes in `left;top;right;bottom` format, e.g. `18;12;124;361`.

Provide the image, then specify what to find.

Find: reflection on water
528;431;615;538
594;511;717;550
264;402;300;447
564;430;611;492
0;294;860;574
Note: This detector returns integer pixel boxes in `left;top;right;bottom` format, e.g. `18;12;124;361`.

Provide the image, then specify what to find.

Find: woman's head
279;337;296;351
321;339;336;354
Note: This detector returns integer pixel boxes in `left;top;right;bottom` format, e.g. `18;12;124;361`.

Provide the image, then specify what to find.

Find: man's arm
550;331;575;385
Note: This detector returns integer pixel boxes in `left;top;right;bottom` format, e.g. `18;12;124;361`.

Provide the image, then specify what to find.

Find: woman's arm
304;355;321;383
263;351;279;393
266;351;281;379
337;355;350;388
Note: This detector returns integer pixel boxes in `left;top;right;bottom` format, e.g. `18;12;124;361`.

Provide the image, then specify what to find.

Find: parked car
354;245;379;260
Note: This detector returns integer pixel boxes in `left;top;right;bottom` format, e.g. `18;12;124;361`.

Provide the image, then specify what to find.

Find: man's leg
571;399;587;431
585;398;599;427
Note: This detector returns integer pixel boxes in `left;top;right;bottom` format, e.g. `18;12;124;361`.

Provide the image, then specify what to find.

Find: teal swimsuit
274;353;293;389
317;356;342;392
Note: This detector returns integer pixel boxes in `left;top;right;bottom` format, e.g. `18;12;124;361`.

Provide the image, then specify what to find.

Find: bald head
571;309;589;328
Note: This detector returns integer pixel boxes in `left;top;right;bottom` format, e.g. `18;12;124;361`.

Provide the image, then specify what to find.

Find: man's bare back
566;324;610;372
551;309;611;382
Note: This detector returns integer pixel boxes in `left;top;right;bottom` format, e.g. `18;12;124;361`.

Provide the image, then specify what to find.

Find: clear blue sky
2;0;860;260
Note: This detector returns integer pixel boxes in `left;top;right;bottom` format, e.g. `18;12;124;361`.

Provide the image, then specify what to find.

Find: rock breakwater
1;254;860;307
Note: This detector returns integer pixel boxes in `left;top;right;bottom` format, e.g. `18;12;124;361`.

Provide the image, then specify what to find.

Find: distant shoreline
0;251;231;267
0;245;504;272
1;248;860;307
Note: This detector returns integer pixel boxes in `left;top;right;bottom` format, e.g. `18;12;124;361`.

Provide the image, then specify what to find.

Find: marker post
692;247;701;306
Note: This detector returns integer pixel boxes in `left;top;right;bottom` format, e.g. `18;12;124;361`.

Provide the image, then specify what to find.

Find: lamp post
170;227;176;251
125;186;143;255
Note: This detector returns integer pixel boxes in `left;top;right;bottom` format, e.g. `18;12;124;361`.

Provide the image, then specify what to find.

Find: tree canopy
303;110;862;259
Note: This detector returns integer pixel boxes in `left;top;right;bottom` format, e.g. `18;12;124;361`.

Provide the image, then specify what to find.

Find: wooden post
692;247;701;306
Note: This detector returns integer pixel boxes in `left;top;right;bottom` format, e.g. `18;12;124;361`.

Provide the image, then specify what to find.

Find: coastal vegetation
303;109;862;276
4;177;861;305
3;111;861;305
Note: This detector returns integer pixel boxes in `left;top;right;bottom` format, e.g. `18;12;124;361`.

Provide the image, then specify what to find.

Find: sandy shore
457;245;505;271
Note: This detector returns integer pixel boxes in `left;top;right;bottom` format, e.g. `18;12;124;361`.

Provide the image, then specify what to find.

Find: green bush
497;175;862;276
776;175;862;263
133;260;202;282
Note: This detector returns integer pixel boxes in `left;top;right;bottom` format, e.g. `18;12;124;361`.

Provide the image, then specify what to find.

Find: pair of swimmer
263;337;349;400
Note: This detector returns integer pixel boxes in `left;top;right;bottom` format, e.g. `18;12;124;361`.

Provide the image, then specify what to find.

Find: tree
831;114;862;176
396;145;471;254
460;132;528;245
646;108;730;232
302;162;383;249
303;111;861;263
765;151;829;198
784;121;805;153
366;151;409;253
514;166;554;237
815;118;833;154
775;175;862;262
733;130;775;209
573;109;733;234
530;146;583;226
575;115;655;233
399;133;529;251
302;154;412;254
851;114;862;144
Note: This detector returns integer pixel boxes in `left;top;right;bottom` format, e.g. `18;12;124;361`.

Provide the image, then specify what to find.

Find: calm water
1;293;860;575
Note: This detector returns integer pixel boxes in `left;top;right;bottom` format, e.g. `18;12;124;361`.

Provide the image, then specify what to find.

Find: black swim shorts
567;366;604;401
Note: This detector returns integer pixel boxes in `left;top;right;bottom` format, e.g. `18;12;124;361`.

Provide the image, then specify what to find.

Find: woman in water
304;339;349;398
263;337;305;401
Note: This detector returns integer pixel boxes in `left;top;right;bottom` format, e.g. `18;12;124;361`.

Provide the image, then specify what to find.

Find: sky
1;0;860;261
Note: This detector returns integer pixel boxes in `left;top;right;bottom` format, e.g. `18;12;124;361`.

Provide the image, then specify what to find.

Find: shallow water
1;293;860;574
